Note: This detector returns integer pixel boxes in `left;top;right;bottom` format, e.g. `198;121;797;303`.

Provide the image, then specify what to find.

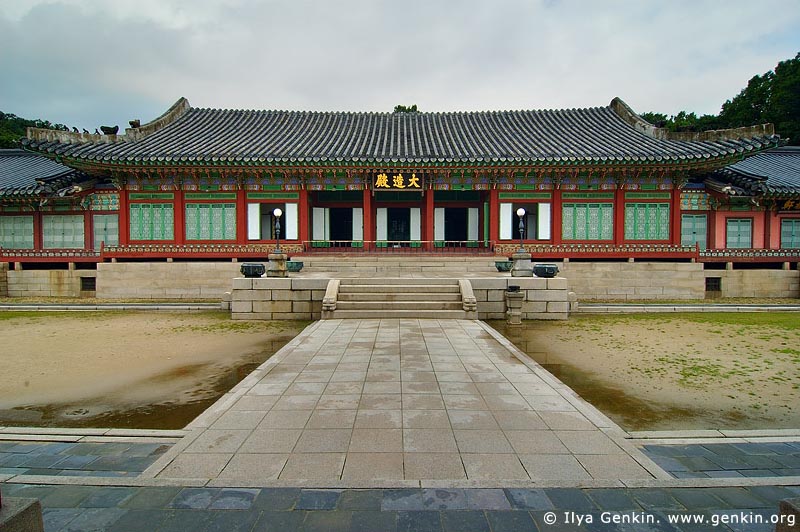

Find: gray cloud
1;0;798;130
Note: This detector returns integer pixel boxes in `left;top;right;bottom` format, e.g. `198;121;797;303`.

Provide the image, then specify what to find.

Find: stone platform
228;276;574;321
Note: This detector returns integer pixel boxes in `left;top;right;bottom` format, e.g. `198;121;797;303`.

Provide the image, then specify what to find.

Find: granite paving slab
147;319;660;485
642;442;800;479
7;484;796;532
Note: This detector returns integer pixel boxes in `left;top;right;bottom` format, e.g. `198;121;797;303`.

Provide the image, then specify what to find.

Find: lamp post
516;207;526;252
273;207;282;252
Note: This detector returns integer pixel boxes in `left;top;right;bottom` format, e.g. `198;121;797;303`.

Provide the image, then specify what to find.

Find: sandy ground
491;313;800;431
0;311;307;427
3;310;798;432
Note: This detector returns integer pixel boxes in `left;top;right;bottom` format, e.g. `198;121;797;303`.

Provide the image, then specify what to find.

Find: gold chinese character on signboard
374;172;423;190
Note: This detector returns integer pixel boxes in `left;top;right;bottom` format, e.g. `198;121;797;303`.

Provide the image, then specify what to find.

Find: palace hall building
1;96;798;301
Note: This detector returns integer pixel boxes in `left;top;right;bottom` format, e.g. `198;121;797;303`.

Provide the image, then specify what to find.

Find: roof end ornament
125;97;191;141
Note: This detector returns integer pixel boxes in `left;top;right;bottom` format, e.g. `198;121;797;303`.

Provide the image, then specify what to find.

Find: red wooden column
173;189;185;244
425;188;434;250
764;207;774;249
488;188;499;244
552;189;562;245
236;188;247;244
614;187;626;245
671;188;682;245
298;189;309;246
707;209;718;249
118;187;129;246
33;210;43;250
84;210;93;249
362;188;373;250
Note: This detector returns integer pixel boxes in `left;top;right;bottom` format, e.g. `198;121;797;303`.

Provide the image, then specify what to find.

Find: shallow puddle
0;334;297;430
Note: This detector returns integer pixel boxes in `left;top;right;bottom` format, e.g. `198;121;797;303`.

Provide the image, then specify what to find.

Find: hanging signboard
779;199;800;211
373;172;424;191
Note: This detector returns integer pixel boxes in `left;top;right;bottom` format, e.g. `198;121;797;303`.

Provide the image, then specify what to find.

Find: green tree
718;72;773;128
393;104;418;113
639;112;669;127
766;52;800;145
639;110;720;132
0;111;68;149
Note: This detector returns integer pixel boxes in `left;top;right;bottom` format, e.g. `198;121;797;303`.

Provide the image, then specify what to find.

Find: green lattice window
781;219;800;248
93;214;119;249
561;203;613;240
185;203;237;240
129;203;174;240
43;215;85;249
681;214;707;250
726;218;752;249
0;216;34;249
624;203;670;240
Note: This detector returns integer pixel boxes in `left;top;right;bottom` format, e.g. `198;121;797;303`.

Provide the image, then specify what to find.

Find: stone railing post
321;279;340;318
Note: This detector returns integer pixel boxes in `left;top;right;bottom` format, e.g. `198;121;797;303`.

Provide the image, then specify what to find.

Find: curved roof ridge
609;96;775;142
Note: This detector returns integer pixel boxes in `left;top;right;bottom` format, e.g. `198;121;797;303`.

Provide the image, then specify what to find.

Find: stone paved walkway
144;319;661;485
3;482;798;532
0;440;171;478
643;442;800;479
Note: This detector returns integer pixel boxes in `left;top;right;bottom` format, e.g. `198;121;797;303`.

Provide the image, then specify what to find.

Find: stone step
330;309;469;319
303;262;497;267
335;300;463;311
266;255;503;275
305;266;498;272
338;284;460;294
339;278;462;286
338;292;462;302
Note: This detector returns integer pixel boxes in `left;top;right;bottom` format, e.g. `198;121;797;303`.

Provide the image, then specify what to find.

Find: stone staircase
327;278;472;319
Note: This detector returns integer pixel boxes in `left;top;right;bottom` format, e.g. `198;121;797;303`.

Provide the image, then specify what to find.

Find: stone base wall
293;256;499;274
470;277;571;320
2;260;798;301
230;277;329;320
6;269;96;298
0;262;8;296
706;269;799;298
558;262;707;300
96;262;241;299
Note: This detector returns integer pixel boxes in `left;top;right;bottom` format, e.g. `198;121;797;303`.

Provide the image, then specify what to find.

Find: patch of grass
172;320;309;333
589;297;800;305
0;311;111;321
0;310;311;334
772;347;800;356
0;297;217;304
573;312;800;330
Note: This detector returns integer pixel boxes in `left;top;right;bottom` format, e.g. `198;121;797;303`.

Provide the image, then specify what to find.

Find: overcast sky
1;0;798;131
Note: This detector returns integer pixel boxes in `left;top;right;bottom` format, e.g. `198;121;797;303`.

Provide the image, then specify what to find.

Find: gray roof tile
22;99;780;166
0;149;83;196
714;146;800;195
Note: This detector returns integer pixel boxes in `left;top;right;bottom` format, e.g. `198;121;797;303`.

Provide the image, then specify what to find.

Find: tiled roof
22;97;780;167
713;146;800;196
0;149;83;197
